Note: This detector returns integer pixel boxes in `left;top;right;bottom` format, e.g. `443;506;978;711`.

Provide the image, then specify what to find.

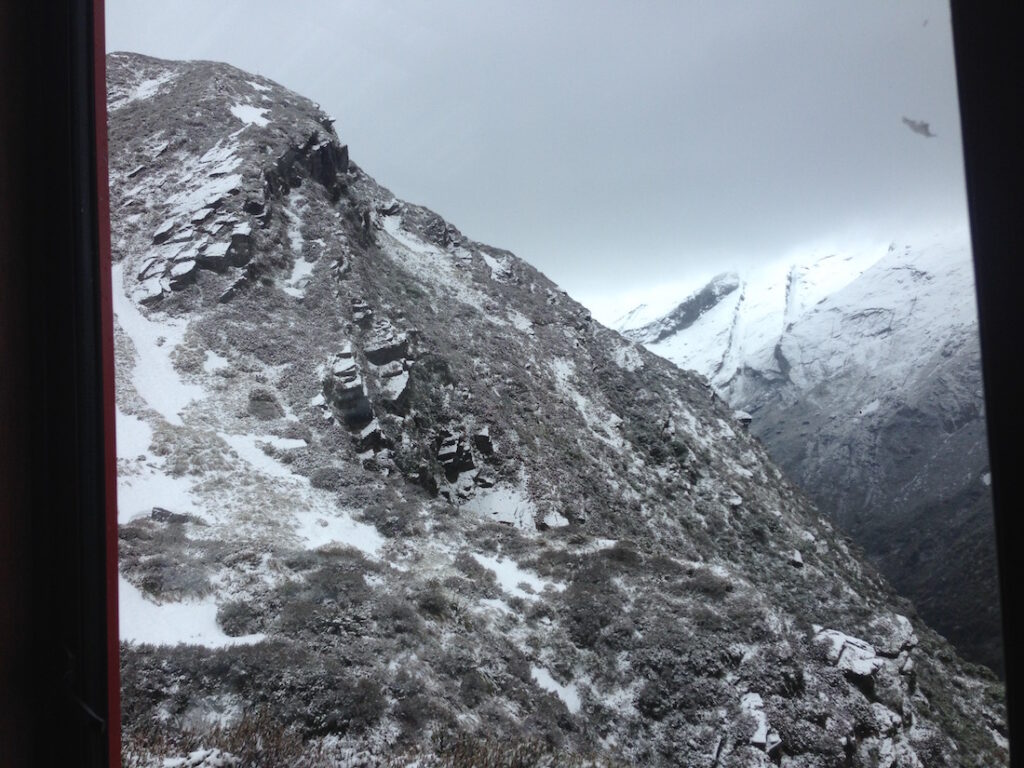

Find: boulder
375;360;404;379
242;199;264;216
364;329;409;366
137;257;161;281
152;217;176;244
134;276;164;305
741;692;782;754
196;241;231;273
867;614;919;658
473;470;496;488
226;230;252;267
472;428;495;456
358;420;392;452
407;463;440;496
190;207;214;226
323;349;374;429
168;259;197;290
308;138;348;190
151;507;192;524
264;132;348;201
352;298;373;326
437;432;475;481
734;410;753;430
217;274;250;304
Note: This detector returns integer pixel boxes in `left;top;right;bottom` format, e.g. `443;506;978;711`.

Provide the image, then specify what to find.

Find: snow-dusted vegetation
107;53;1006;766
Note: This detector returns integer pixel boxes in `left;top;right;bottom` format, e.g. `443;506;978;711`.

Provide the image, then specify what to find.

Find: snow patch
119;576;264;648
116;406;153;459
109;69;179;110
531;666;581;714
115;411;210;526
112;263;203;426
229;103;269;127
507;309;534;334
481;252;512;281
550;358;624;449
613;343;644;372
216;431;384;556
477;597;514;615
218;433;301;480
462;484;537;529
471;553;564;601
264;436;308;450
203;351;229;373
857;399;881;417
282;258;316;298
292;508;385;553
542;510;570;528
380;215;502;322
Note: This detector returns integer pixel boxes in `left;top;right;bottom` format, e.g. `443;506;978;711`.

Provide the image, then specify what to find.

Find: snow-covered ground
471;552;564;601
461;484;538;529
112;263;204;425
119;576;265;647
113;261;387;647
531;665;581;713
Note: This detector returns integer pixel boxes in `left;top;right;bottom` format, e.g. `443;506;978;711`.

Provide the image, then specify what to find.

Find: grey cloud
106;0;967;311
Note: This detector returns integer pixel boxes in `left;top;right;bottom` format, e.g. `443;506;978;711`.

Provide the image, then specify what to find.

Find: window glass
106;3;1006;765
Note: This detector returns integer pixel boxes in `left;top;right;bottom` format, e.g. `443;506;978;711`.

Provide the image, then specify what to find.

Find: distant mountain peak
627;271;741;345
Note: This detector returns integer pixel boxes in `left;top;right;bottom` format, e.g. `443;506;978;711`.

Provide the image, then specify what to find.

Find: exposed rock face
264;131;348;201
640;272;741;345
621;236;1002;677
107;53;1006;767
322;345;374;429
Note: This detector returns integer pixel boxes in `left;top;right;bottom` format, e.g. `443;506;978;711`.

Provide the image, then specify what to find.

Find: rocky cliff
108;53;1006;766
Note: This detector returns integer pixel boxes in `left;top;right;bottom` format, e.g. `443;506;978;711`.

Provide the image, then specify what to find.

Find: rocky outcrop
436;430;475;481
264;131;348;202
322;345;373;429
646;272;741;344
363;322;409;366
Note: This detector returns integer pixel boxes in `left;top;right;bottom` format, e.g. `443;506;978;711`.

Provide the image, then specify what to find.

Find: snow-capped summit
620;239;895;392
621;229;1001;675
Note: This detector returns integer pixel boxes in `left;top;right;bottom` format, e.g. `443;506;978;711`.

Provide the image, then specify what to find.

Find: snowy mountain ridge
620;228;1001;675
107;52;1005;766
617;233;953;392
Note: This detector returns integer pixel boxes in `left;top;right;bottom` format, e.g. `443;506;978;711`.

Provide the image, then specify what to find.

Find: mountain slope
621;234;1001;676
108;53;1006;767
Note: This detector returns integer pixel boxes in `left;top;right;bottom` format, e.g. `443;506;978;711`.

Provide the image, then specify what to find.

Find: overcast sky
106;1;968;323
